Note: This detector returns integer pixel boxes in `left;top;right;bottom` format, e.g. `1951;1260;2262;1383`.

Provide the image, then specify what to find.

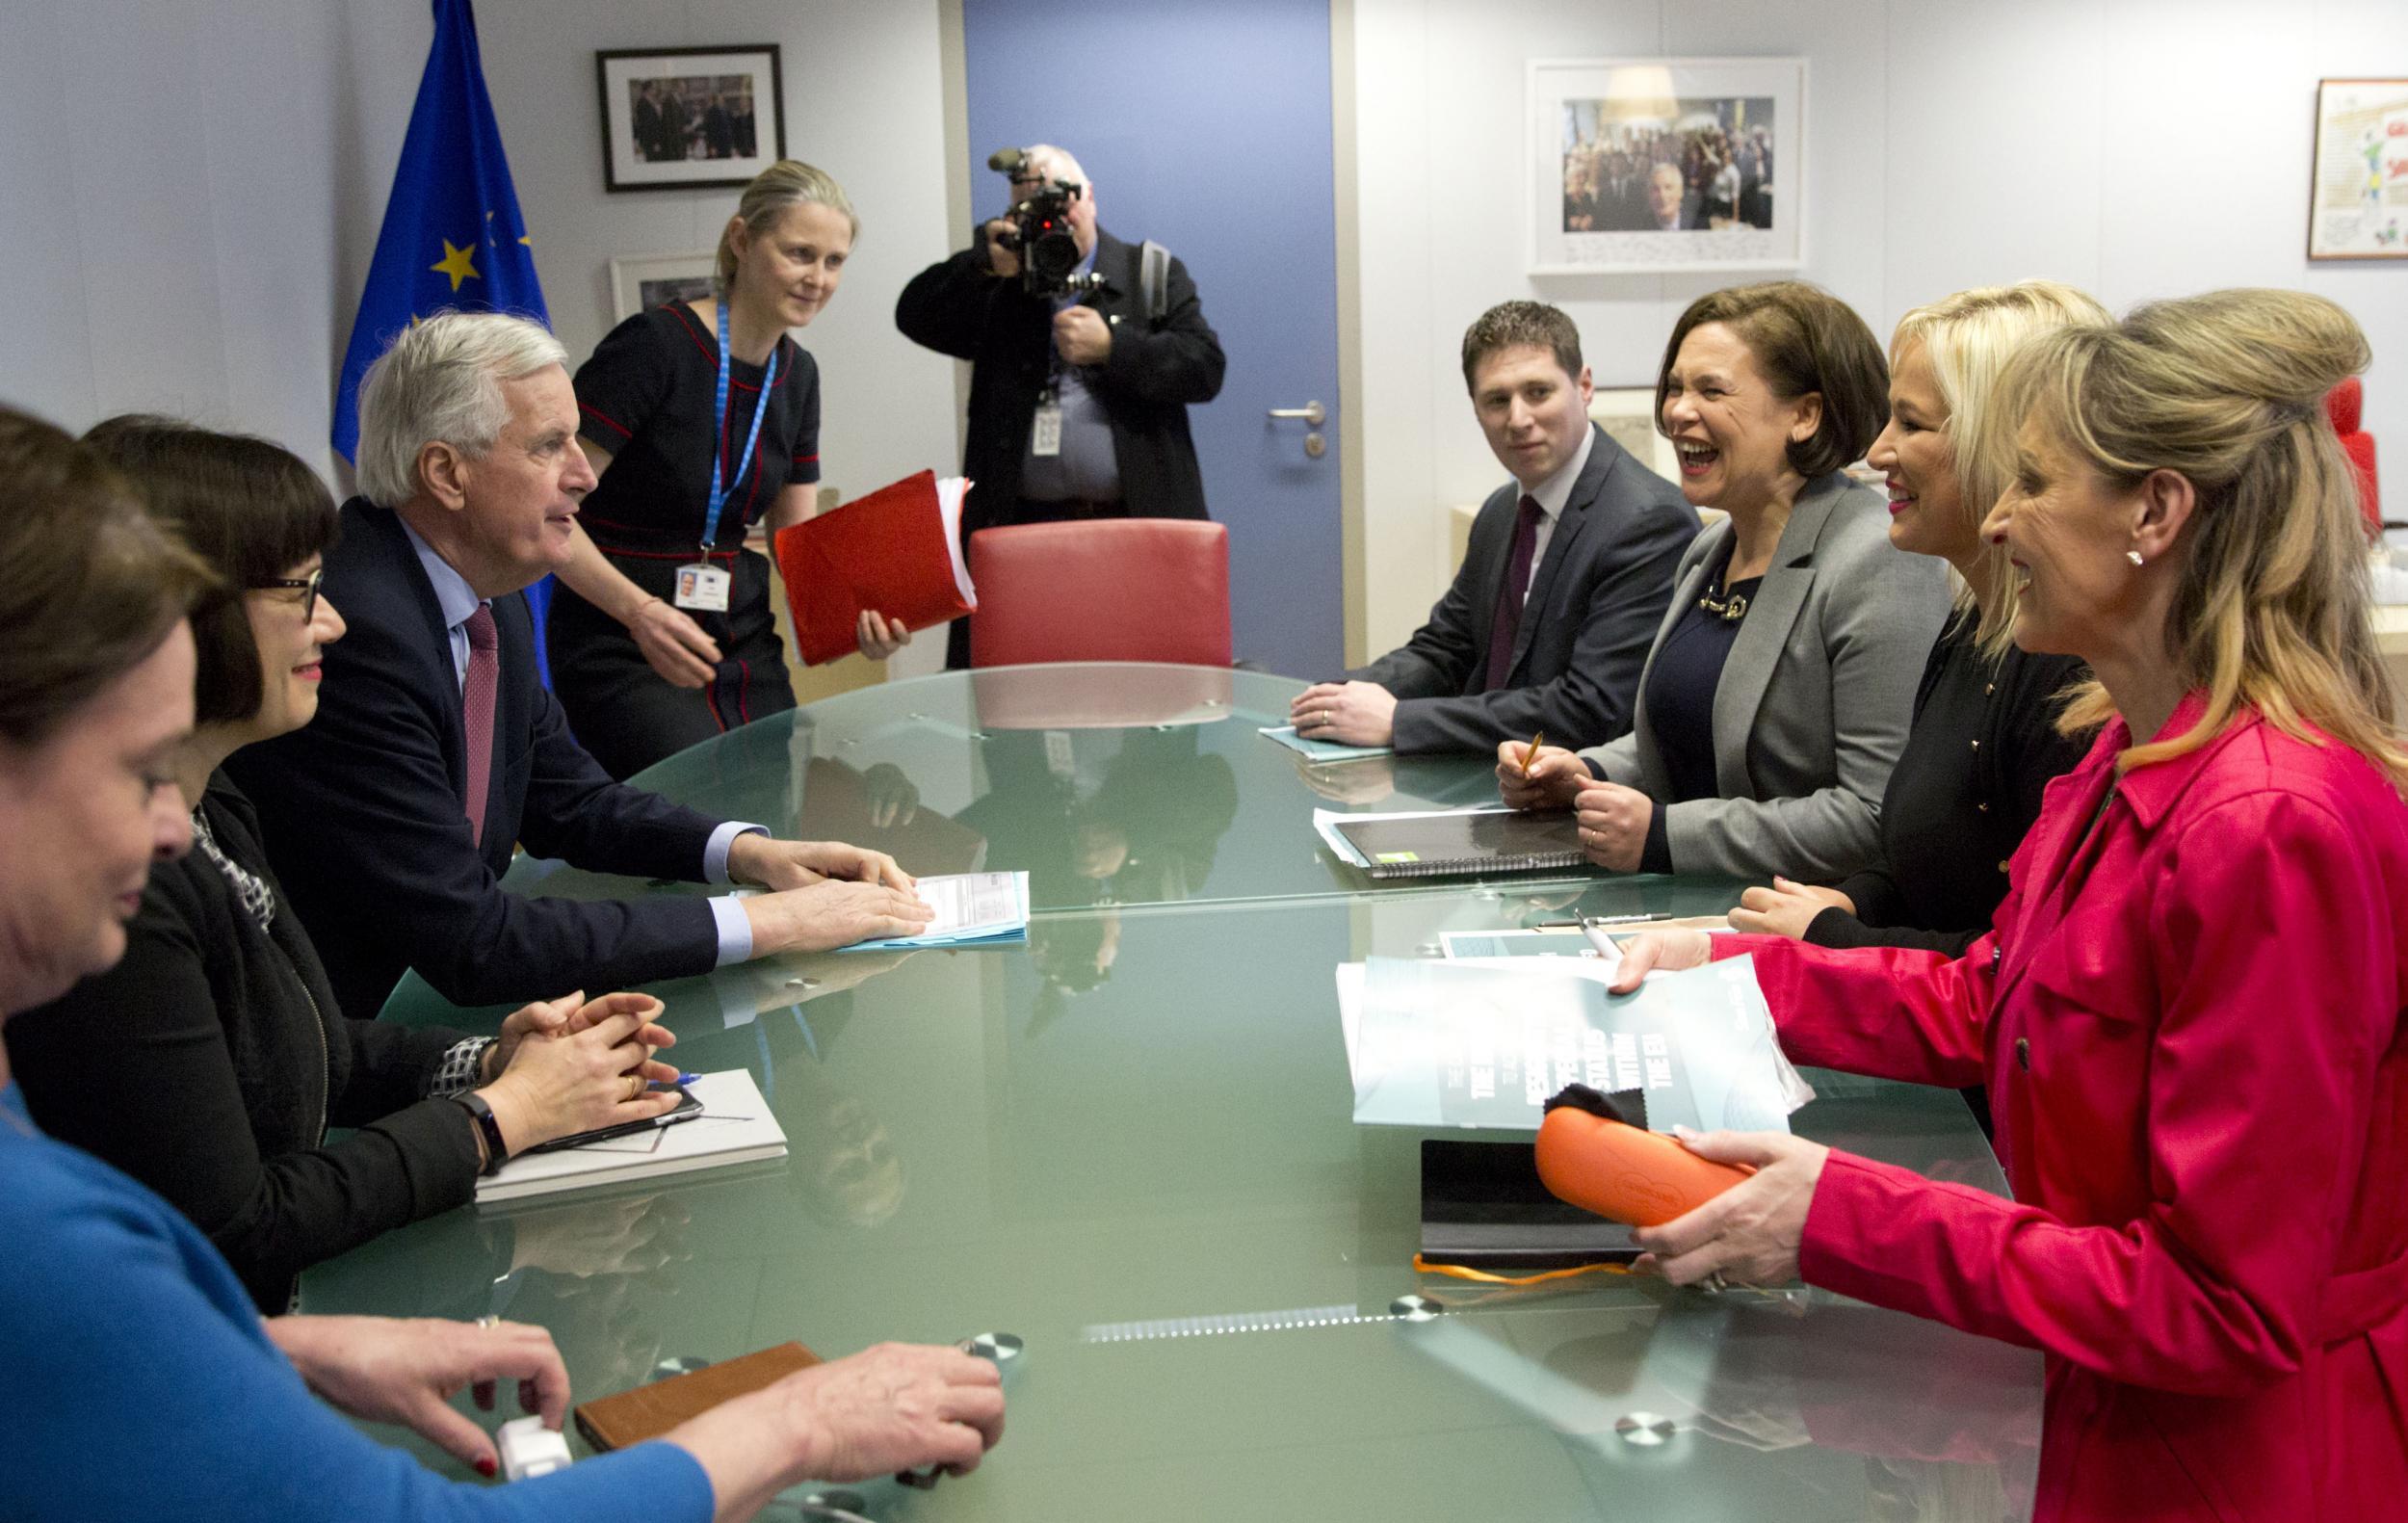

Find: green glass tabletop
497;663;1627;916
324;886;2037;1520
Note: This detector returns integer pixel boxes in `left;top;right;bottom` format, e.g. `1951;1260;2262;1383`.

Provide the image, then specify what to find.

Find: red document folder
772;470;977;665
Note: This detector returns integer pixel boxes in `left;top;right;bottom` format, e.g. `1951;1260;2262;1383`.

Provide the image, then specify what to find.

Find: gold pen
1520;729;1545;778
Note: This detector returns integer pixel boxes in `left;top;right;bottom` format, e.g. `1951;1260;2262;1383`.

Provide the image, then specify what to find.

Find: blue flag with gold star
332;0;546;463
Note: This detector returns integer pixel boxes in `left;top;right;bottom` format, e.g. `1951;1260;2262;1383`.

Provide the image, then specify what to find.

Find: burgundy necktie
1482;494;1544;691
461;604;498;847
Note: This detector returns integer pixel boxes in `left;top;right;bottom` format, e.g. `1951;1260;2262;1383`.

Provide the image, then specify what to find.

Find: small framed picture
596;45;785;193
2307;79;2408;261
609;251;718;323
1531;57;1805;275
1588;387;1681;483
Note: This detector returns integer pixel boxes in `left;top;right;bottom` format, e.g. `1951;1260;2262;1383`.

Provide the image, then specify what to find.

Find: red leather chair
967;519;1232;668
2329;378;2381;538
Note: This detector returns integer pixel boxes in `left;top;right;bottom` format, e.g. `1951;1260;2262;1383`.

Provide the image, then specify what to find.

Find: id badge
673;563;732;613
1031;403;1063;459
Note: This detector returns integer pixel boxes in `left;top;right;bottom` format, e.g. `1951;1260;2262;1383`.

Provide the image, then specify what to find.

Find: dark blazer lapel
1710;477;1842;797
1506;427;1613;676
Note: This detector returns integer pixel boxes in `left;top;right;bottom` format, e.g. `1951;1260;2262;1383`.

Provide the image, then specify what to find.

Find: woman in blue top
0;407;1004;1521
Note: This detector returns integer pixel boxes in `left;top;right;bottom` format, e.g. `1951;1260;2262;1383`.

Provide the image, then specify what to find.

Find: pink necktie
461;604;498;847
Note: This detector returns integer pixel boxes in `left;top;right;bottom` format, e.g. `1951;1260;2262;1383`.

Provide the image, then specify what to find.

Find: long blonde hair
715;159;857;295
1998;288;2403;785
1894;280;2111;655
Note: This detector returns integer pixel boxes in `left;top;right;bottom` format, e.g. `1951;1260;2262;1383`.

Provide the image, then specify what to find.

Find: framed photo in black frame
597;45;785;193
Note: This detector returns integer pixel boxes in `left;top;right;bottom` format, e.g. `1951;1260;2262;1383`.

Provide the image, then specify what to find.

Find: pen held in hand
1520;729;1545;779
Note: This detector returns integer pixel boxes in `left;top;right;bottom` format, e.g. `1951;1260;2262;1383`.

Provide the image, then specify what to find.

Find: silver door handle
1268;401;1325;426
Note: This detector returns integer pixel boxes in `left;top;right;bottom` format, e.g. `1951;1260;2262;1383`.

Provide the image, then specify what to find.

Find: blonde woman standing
551;159;905;779
1731;281;2108;954
1612;289;2408;1520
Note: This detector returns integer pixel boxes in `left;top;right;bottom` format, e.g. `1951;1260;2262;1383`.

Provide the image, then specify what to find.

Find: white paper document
1335;954;1815;1132
840;870;1031;952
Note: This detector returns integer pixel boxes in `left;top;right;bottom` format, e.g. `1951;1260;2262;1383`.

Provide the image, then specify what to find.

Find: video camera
987;147;1104;300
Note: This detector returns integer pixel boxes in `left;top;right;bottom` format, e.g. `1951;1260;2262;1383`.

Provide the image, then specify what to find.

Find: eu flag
334;0;558;671
333;0;547;460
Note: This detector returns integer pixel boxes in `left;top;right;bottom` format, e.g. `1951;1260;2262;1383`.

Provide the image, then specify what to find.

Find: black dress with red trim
556;301;824;779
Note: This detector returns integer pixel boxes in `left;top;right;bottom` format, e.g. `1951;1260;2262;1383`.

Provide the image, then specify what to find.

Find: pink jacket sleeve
1714;932;1998;1090
1796;792;2391;1397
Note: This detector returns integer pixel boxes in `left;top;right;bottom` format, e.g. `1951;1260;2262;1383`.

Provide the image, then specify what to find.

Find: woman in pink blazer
1613;287;2408;1521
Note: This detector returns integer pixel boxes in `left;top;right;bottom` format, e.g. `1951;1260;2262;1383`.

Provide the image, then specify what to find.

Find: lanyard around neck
705;300;779;552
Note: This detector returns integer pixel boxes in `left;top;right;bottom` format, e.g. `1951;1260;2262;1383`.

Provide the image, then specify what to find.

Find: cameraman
896;144;1226;668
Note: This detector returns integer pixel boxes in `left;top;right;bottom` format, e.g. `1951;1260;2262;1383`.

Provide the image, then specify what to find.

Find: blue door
961;0;1342;679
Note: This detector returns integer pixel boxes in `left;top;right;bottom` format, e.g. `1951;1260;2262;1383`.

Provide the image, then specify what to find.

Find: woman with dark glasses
6;418;689;1313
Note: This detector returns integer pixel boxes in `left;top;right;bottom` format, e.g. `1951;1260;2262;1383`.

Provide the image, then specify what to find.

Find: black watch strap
451;1092;509;1175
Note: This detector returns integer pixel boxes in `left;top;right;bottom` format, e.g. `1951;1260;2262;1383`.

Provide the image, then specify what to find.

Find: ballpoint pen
1519;727;1545;778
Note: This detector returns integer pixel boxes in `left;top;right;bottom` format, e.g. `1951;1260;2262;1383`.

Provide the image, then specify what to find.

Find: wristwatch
451;1092;510;1175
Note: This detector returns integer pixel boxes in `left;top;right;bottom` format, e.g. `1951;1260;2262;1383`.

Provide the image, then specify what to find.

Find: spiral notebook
1330;807;1584;880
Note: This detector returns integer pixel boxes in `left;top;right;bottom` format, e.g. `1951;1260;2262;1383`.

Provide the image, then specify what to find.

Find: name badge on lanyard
677;300;778;615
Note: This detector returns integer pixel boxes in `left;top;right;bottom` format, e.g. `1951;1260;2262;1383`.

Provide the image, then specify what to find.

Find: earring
2126;550;2145;567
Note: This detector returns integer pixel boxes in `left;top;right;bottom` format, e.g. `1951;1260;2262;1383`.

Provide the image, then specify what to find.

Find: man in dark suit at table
228;312;929;1020
1289;301;1696;756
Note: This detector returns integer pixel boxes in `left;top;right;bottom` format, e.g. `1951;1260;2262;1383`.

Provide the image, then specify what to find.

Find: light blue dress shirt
397;519;761;964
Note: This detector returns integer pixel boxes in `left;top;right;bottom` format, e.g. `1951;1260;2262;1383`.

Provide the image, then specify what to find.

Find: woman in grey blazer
1502;282;1949;880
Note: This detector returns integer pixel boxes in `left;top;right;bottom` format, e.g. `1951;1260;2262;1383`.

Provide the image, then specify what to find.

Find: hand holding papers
772;471;978;665
839;871;1031;952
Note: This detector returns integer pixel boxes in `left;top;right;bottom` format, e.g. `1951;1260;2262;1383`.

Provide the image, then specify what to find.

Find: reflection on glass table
330;889;2033;1522
476;665;1626;928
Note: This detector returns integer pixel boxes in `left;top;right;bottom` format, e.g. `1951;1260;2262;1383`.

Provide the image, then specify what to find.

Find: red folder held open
772;471;977;665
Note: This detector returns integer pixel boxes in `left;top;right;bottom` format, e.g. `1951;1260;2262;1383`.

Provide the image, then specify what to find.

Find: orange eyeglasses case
1532;1085;1752;1227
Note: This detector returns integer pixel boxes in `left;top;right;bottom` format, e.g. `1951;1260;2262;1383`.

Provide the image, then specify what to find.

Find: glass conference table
324;665;2038;1521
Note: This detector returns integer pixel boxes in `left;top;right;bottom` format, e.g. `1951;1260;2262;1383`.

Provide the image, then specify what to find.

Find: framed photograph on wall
1588;387;1679;483
2307;79;2408;260
1530;57;1805;276
609;251;718;323
597;45;785;193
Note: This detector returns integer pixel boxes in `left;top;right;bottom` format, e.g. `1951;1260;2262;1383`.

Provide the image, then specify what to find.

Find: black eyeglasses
257;567;323;620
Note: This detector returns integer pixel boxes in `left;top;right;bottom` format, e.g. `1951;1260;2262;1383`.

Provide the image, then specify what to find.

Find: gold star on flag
431;239;481;292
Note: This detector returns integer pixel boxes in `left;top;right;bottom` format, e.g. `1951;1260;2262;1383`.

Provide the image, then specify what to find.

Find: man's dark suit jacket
226;500;728;1020
894;226;1225;533
1348;426;1698;755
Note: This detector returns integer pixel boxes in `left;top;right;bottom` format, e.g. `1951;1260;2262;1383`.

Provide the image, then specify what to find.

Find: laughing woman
1727;281;2108;954
1610;289;2408;1521
1501;281;1950;880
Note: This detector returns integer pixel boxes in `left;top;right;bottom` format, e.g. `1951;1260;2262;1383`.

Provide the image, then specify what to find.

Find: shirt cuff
709;895;754;968
704;821;768;885
1639;799;1672;875
1584;753;1609;781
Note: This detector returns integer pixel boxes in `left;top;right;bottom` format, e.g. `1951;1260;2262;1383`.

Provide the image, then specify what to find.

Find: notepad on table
840;870;1031;951
1314;805;1584;879
475;1069;787;1205
1259;724;1395;763
772;470;977;666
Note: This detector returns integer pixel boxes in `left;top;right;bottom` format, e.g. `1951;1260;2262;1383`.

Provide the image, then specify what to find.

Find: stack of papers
842;871;1031;952
477;1069;787;1205
1334;955;1814;1132
1260;724;1395;763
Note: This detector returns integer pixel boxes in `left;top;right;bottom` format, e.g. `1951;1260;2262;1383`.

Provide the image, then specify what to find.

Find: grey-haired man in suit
1290;301;1698;755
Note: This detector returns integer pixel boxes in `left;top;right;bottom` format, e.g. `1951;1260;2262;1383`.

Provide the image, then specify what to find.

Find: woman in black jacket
1726;281;2108;956
5;420;688;1312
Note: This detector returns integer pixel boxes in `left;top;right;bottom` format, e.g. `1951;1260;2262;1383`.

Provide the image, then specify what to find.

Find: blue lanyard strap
705;300;779;552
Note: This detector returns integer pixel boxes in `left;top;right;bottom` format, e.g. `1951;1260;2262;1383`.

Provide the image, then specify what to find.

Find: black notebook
1335;808;1584;880
1419;1139;1639;1271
